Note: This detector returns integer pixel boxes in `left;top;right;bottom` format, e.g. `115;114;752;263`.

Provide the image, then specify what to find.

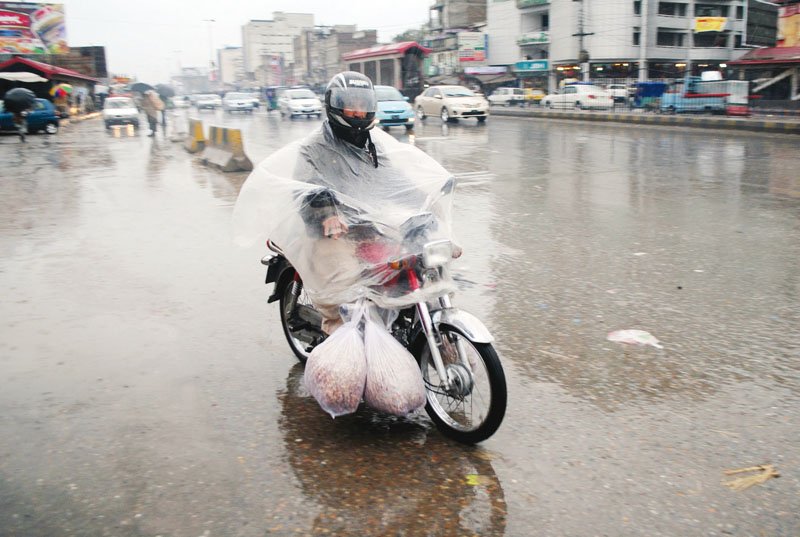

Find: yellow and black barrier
184;118;206;153
199;125;253;172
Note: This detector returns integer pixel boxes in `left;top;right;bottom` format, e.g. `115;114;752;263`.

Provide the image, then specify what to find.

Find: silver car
414;85;489;123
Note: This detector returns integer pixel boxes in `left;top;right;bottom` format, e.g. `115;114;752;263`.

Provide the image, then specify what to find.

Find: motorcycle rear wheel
415;326;507;444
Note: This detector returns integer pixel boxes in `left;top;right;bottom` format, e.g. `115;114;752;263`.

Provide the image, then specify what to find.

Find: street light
202;19;216;87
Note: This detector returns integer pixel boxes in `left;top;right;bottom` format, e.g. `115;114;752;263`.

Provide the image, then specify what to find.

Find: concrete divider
490;107;800;135
184;118;206;153
199;125;253;172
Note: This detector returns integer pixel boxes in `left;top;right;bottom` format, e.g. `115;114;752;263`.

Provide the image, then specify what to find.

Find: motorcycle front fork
414;288;473;393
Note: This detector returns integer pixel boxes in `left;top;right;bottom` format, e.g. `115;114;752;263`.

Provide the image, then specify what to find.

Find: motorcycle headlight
422;239;453;268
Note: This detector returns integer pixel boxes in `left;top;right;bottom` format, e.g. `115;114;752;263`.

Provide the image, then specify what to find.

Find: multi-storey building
426;0;488;80
242;12;314;85
488;0;778;92
294;26;378;87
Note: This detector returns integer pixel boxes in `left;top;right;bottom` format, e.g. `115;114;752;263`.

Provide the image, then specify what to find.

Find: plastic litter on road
607;329;664;349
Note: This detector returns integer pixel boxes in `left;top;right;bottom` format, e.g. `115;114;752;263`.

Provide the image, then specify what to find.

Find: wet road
1;110;798;537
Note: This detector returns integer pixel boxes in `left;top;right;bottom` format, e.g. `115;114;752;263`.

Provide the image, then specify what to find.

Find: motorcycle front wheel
414;326;507;444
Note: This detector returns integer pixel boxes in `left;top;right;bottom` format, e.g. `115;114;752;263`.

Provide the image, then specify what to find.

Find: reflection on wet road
1;112;798;536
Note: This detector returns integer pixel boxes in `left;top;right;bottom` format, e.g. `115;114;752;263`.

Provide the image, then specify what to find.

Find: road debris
607;329;664;349
723;465;780;491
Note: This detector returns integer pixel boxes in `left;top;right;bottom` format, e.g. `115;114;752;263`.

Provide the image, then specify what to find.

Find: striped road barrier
199;125;253;172
184;118;206;153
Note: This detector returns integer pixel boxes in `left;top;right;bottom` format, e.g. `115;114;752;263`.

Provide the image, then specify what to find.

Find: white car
222;92;254;113
414;85;489;123
279;88;322;119
488;87;526;107
195;94;222;110
102;97;140;129
172;96;191;108
540;84;614;110
605;84;629;103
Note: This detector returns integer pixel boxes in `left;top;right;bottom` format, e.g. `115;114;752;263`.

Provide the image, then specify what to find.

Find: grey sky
58;0;433;83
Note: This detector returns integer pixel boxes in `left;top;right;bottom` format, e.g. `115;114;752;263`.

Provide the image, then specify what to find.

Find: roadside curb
490;108;800;135
60;112;102;128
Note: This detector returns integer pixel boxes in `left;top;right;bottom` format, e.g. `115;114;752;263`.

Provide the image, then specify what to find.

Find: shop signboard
513;60;548;72
464;66;507;75
458;32;486;63
0;2;67;54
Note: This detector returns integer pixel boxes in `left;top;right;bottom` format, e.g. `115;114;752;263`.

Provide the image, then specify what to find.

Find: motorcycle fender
265;258;294;303
431;308;494;344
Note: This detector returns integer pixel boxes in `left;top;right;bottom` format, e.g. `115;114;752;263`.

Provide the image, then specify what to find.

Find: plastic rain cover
233;123;456;309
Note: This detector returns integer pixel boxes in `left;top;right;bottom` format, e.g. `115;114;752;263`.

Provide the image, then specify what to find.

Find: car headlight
422;239;453;268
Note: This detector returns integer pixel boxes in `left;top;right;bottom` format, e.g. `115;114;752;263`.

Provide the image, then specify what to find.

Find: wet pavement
1;110;799;537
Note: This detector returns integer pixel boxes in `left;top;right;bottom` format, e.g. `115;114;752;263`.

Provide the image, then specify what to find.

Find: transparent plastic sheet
233;123;457;309
303;302;368;418
363;305;426;417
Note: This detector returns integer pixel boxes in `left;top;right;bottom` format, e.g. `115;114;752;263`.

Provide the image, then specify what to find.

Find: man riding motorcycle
233;72;458;334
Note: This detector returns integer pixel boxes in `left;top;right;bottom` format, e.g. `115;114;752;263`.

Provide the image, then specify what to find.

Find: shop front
513;59;550;92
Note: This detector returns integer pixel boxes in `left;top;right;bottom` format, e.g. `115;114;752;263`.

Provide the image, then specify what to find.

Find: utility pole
572;0;594;81
639;0;649;82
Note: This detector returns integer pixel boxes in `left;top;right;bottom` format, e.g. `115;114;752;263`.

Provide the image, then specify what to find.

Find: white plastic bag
363;309;426;416
304;304;367;418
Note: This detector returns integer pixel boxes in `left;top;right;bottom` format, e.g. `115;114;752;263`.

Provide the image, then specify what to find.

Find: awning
729;46;800;65
0;56;99;83
463;73;519;85
0;72;48;83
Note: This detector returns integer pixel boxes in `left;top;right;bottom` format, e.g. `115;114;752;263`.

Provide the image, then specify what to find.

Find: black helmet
325;72;377;135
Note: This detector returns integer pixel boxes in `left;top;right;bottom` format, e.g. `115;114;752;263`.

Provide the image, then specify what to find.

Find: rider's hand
322;216;348;239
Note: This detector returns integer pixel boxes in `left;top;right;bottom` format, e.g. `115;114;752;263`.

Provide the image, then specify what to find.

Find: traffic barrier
184;118;206;153
199;125;253;172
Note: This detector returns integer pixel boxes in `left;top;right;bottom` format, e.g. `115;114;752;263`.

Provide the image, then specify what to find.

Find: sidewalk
490;107;800;135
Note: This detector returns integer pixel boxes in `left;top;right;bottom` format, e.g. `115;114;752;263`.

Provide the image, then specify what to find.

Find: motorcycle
260;210;507;444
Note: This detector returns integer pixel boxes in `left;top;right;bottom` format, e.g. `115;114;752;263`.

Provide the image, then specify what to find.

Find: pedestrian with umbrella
140;89;164;137
156;84;175;130
49;83;72;117
3;87;36;142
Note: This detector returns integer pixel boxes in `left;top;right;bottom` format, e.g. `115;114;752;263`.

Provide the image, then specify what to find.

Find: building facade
295;26;379;87
242;12;314;84
487;0;776;92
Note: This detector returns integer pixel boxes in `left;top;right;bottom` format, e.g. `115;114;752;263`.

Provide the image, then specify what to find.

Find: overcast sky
57;0;433;82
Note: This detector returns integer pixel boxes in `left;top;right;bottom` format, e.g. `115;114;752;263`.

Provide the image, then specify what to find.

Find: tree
392;28;424;43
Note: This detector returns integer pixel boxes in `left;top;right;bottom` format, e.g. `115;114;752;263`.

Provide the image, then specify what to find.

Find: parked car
222;92;255;113
414;85;489;123
374;85;415;130
242;92;260;109
488;87;525;106
195;94;221;110
102;96;140;129
540;84;613;110
0;98;60;134
279;88;322;119
605;84;629;103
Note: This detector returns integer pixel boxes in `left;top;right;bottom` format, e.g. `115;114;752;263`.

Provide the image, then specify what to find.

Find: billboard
457;32;486;63
0;2;67;55
694;17;727;33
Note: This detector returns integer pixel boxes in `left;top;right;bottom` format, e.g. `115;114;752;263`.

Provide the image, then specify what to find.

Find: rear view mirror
434;94;442;99
404;96;410;102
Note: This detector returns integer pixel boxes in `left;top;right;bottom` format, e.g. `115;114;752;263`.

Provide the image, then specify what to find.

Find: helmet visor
328;86;377;118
